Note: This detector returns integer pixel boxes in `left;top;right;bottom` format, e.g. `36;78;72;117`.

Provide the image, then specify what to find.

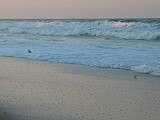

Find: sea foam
0;19;160;40
0;19;160;76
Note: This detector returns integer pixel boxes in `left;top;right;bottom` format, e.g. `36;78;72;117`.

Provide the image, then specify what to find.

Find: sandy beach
0;56;160;120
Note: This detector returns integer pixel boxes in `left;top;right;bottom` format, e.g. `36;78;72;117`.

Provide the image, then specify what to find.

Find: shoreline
0;56;160;120
1;56;160;78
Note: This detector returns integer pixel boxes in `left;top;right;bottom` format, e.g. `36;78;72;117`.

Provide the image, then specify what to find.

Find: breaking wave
0;19;160;76
0;19;160;40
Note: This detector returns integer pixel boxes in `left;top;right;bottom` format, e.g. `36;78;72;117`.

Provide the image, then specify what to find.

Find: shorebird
134;75;137;79
28;49;32;53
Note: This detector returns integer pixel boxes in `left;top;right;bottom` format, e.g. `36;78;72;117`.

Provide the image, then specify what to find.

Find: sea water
0;19;160;76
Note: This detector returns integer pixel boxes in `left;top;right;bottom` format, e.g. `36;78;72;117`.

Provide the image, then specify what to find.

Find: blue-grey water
0;19;160;76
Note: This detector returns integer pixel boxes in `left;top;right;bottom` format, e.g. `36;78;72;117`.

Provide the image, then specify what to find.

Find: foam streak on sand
0;57;160;120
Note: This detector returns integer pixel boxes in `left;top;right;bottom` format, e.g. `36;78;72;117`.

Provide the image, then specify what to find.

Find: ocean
0;19;160;76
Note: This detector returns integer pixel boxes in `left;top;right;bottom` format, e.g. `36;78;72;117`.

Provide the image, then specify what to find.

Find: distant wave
0;19;160;40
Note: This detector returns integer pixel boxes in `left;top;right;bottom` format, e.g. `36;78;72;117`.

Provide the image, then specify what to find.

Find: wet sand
0;57;160;120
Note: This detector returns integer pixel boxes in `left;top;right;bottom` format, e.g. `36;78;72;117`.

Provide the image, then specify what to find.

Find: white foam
0;20;160;76
0;20;160;40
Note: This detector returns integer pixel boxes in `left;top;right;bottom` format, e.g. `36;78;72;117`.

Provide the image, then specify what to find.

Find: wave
1;54;160;76
0;19;160;77
0;19;160;40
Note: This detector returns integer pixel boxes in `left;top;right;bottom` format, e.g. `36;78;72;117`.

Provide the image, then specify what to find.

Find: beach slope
0;57;160;120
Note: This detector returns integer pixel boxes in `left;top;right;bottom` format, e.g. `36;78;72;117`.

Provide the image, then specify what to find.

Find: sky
0;0;160;19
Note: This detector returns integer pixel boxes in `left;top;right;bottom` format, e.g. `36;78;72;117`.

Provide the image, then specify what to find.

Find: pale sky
0;0;159;19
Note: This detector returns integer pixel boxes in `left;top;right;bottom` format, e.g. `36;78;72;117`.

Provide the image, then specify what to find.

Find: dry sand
0;57;160;120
